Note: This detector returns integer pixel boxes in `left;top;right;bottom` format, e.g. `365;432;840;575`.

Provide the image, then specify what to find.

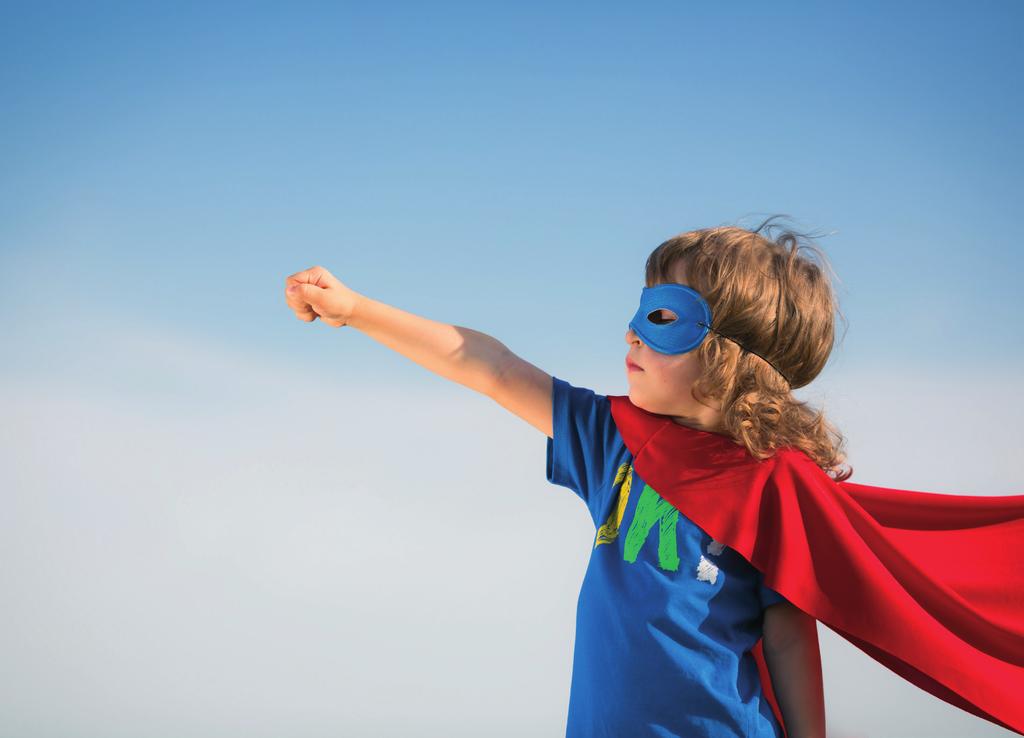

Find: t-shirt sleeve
757;570;788;609
545;375;623;524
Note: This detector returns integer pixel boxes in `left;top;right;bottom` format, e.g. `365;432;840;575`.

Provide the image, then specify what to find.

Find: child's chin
627;387;653;412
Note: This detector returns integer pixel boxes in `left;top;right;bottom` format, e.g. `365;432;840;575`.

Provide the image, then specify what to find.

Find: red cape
607;394;1024;737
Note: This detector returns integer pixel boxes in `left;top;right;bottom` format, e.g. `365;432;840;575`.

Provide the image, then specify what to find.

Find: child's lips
626;357;644;372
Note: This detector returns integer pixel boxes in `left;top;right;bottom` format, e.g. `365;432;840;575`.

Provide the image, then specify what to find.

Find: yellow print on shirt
595;462;633;546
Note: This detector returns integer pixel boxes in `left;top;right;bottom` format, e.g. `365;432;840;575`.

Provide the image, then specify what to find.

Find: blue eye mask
628;284;713;355
628;283;793;387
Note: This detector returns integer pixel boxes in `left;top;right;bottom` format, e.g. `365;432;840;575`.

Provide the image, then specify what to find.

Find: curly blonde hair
645;215;853;481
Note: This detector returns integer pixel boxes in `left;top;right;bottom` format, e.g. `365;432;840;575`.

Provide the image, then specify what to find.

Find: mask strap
697;321;792;389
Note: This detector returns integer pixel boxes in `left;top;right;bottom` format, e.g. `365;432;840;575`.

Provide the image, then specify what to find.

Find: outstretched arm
348;292;510;398
285;265;554;436
352;294;554;437
762;601;827;738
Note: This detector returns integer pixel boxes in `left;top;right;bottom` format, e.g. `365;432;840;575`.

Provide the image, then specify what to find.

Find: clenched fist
284;265;361;327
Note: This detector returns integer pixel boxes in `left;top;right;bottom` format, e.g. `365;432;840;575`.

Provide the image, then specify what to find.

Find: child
284;218;1024;738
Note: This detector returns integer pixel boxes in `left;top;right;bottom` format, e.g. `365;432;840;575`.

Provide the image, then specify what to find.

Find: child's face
624;265;727;435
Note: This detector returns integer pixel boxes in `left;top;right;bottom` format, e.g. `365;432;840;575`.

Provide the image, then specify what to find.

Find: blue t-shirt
546;376;787;738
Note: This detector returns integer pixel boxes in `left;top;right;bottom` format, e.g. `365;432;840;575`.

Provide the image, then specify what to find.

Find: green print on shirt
595;462;682;572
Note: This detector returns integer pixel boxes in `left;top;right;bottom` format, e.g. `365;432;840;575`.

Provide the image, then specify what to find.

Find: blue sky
2;2;1022;736
4;0;1022;375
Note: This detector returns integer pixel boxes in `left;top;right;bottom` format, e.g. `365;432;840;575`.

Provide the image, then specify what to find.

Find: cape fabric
607;394;1024;737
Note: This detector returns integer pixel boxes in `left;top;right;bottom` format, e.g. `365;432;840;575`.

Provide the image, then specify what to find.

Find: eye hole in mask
647;308;678;325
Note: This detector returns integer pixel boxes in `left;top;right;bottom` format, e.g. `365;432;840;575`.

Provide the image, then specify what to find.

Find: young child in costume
284;218;1024;738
